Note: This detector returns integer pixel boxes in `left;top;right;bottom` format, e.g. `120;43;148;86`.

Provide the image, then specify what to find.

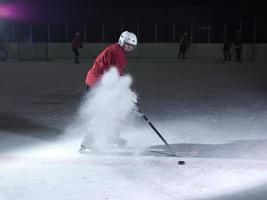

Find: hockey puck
178;161;185;165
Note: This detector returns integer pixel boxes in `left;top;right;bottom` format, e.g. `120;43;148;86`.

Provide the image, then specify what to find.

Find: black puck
178;161;185;165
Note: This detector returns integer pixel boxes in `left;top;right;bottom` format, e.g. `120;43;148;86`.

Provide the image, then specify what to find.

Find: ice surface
1;59;267;200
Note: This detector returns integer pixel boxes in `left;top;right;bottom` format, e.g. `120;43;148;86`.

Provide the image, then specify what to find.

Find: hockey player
178;32;190;59
85;31;137;87
235;30;243;62
222;31;232;61
71;32;82;64
0;34;10;62
80;31;138;152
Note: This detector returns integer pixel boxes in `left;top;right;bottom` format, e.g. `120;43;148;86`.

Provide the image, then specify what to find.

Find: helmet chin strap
122;44;135;53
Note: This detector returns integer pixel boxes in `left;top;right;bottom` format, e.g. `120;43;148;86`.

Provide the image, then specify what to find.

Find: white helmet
119;31;137;47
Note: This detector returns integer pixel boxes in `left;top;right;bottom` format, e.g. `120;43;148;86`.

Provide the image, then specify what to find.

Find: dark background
1;0;266;42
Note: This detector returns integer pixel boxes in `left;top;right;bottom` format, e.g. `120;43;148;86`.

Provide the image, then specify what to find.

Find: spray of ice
76;67;138;150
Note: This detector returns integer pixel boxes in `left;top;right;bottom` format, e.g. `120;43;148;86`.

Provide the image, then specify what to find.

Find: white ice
1;59;267;200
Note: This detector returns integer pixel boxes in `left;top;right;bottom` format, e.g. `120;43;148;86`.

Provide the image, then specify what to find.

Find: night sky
1;0;265;22
1;0;266;42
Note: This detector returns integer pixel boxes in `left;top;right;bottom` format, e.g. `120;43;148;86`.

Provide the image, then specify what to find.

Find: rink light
0;3;26;20
0;5;16;19
0;6;11;17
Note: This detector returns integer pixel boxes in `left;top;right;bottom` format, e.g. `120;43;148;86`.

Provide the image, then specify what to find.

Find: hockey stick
136;106;177;157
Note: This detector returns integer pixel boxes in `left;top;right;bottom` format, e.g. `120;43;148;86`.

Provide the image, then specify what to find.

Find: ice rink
1;58;267;200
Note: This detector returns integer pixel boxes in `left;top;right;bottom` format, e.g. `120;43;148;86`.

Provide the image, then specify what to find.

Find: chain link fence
0;18;266;61
1;19;266;43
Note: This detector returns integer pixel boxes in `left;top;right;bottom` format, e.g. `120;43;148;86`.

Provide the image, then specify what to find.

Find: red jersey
71;36;81;49
85;44;127;86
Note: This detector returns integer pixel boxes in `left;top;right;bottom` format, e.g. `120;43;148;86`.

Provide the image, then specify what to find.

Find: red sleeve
85;45;126;86
109;48;126;76
117;65;124;76
93;48;113;75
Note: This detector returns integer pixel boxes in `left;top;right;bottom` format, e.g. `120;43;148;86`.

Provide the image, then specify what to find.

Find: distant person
0;34;10;62
71;32;82;64
222;31;232;61
235;30;243;62
178;32;190;59
80;31;138;151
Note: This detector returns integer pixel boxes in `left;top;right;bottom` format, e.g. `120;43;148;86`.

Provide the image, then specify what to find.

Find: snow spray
77;67;137;149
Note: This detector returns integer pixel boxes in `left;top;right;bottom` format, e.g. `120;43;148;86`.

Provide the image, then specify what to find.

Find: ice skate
79;144;102;154
79;144;92;154
108;137;127;149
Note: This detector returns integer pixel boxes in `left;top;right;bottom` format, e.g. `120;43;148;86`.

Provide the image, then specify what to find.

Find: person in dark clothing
178;32;190;59
222;31;232;61
71;32;82;64
0;34;10;62
235;30;243;62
